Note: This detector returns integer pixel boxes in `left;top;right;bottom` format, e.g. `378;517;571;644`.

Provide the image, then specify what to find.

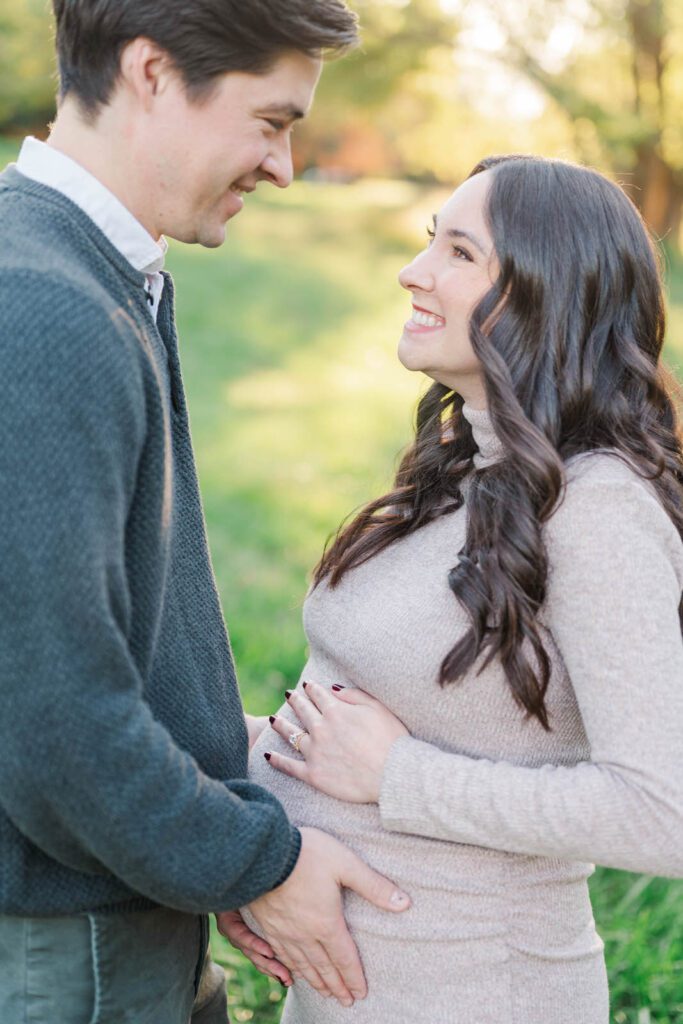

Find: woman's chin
397;335;430;373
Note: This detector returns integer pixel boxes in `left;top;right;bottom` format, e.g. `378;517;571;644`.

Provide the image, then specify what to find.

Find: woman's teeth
412;310;443;327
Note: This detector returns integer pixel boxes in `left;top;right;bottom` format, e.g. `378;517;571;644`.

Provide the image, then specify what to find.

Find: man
0;3;410;1022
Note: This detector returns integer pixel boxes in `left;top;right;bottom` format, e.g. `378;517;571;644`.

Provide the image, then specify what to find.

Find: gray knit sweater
0;166;300;917
248;404;683;1024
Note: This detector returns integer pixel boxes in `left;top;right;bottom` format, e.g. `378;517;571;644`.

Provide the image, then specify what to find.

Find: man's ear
118;37;178;111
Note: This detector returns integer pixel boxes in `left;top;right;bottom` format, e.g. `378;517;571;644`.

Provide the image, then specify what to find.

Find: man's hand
216;910;293;987
244;826;410;1007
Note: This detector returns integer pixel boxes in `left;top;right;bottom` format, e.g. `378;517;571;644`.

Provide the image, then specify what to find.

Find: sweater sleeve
379;459;683;878
0;276;300;912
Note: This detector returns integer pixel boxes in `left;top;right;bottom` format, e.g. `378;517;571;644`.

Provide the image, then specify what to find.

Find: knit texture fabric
0;166;300;917
248;407;683;1024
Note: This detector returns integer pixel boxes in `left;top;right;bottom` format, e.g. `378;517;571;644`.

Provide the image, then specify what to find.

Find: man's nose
260;136;294;189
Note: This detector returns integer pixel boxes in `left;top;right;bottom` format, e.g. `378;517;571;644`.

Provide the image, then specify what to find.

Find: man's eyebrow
257;103;306;122
432;214;488;256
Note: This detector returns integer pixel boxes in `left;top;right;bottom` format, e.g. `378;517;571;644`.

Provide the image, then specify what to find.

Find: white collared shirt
17;136;168;322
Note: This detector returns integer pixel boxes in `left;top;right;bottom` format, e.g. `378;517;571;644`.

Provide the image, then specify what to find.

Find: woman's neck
461;404;505;468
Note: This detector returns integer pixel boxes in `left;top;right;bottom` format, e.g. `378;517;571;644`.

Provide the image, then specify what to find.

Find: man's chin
193;221;230;249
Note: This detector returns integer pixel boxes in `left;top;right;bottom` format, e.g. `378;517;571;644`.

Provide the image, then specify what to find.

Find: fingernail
390;889;410;906
285;689;292;700
264;752;272;761
302;681;308;689
331;684;345;692
269;715;276;724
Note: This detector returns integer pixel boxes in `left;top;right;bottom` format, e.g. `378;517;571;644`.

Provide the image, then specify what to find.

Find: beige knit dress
247;405;683;1024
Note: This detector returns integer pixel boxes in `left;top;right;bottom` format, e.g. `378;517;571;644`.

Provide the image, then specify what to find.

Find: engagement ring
288;730;307;754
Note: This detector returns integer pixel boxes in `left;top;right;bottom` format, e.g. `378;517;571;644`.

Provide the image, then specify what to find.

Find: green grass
3;135;683;1021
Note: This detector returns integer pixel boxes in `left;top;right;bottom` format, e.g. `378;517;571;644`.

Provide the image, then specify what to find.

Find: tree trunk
632;145;683;244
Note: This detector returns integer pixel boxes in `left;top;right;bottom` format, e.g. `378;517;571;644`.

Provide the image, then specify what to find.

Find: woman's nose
398;250;433;293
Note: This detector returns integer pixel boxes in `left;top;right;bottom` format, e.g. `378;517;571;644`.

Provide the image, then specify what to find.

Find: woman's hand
245;713;270;750
264;682;409;803
216;910;293;988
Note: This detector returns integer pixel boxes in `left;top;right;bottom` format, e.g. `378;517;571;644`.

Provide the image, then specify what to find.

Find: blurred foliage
463;0;683;241
1;0;681;242
0;0;56;130
294;0;580;183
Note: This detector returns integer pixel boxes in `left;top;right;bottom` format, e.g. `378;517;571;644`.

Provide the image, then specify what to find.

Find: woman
245;156;683;1023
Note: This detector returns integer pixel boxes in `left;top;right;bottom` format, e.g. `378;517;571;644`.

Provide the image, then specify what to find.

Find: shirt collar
17;136;167;276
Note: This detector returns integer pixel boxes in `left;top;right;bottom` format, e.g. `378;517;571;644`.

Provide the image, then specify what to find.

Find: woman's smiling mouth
406;304;446;332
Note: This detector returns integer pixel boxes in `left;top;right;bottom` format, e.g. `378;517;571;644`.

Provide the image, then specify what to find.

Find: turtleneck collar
461;403;505;469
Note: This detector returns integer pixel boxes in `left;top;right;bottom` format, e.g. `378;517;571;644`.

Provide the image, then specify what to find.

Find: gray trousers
0;906;229;1024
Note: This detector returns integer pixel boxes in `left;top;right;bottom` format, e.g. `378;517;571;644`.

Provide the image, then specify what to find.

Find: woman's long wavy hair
313;155;683;729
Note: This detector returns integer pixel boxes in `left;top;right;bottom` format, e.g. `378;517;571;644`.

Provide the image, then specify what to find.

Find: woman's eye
426;226;435;244
452;245;472;261
266;119;285;131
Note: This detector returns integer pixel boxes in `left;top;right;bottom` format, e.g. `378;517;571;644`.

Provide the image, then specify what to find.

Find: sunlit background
1;0;682;1020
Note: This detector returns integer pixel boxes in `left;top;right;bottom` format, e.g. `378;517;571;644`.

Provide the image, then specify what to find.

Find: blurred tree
475;0;683;240
2;0;680;246
0;0;56;133
320;0;459;110
294;0;580;185
294;0;463;178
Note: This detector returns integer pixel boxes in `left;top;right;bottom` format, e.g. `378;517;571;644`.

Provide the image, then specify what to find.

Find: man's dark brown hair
52;0;359;118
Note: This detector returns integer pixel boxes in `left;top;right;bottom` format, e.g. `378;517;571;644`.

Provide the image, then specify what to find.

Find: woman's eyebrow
432;214;487;256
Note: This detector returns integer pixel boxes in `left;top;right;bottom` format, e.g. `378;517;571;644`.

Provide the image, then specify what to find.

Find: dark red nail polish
332;684;345;691
302;681;308;689
264;752;272;761
269;715;276;724
285;690;292;699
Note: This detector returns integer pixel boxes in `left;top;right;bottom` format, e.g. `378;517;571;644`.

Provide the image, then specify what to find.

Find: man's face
148;50;322;246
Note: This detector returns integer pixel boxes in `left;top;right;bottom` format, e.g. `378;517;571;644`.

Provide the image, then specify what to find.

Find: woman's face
398;170;497;408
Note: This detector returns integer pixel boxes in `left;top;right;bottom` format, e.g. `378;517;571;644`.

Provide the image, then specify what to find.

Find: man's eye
266;119;285;131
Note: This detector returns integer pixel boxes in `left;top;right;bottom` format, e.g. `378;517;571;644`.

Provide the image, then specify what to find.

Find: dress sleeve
379;461;683;878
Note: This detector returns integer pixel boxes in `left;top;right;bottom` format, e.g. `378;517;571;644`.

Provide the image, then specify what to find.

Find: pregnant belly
249;729;600;960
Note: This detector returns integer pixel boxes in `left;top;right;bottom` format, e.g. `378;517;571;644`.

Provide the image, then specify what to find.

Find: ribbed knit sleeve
379;456;683;878
0;272;300;912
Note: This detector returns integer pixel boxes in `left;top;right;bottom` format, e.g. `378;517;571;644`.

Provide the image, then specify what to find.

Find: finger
241;949;294;987
216;911;276;959
237;928;277;960
330;684;378;707
269;714;311;756
319;922;369;1001
281;944;335;1000
263;749;309;782
287;687;323;730
300;680;338;714
303;941;356;1006
289;942;354;1006
340;848;411;914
